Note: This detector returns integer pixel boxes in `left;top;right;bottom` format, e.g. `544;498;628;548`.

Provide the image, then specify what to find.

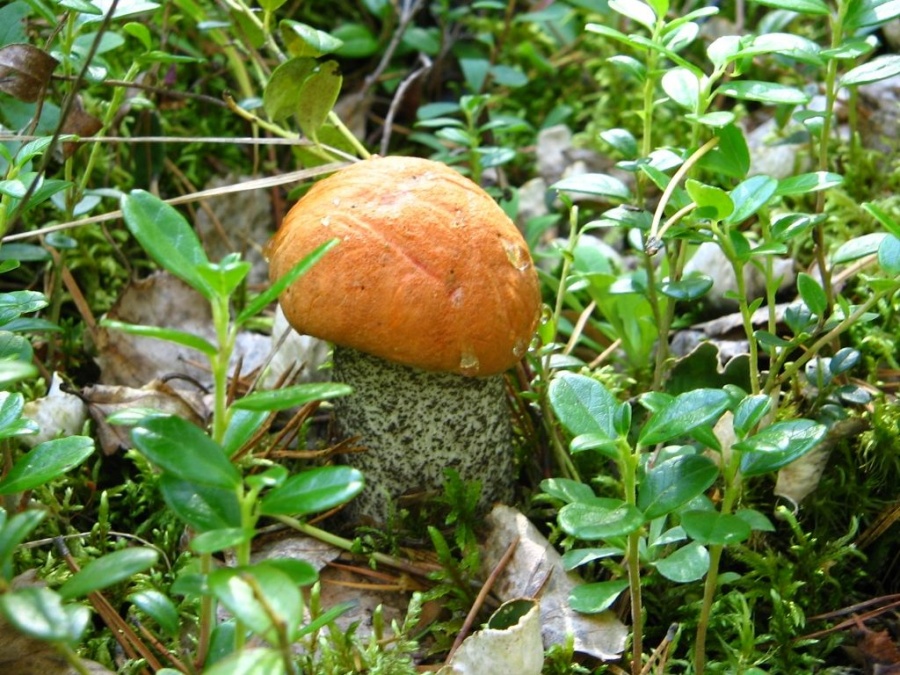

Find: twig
381;53;433;155
445;536;520;663
56;538;160;673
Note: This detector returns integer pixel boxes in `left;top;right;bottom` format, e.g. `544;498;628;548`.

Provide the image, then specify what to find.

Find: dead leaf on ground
94;272;270;389
21;373;88;448
481;505;628;662
81;380;207;455
438;599;544;675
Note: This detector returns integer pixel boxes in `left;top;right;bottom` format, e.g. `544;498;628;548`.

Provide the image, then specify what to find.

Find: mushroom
267;156;541;523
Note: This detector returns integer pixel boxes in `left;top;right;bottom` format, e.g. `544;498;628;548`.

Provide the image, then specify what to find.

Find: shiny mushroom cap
267;156;542;376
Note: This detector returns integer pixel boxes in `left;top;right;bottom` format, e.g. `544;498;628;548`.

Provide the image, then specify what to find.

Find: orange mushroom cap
267;156;542;376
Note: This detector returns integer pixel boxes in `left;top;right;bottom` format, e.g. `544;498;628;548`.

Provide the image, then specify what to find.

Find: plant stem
694;447;743;674
622;439;643;675
813;0;849;312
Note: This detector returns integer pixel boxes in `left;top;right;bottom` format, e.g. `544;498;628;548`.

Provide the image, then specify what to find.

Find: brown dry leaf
81;380;207;455
94;272;270;389
0;44;58;102
854;623;900;671
481;505;628;662
60;97;103;159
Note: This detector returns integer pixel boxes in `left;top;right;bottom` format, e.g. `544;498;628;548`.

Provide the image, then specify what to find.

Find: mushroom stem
332;346;516;524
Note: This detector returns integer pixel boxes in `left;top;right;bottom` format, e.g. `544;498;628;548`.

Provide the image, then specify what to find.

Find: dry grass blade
2;162;348;242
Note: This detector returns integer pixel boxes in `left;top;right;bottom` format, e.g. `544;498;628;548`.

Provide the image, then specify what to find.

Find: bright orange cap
267;156;541;376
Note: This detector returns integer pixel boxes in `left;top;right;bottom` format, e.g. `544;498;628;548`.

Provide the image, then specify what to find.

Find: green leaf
0;510;46;576
237;239;337;325
734;508;775;532
260;466;364;516
540;477;596;504
736;419;827;477
725;175;778;224
638;455;719;520
122;22;152;50
222;408;269;457
845;0;900;30
797;273;827;316
559;500;644;540
100;319;217;356
204;648;286;675
732;394;771;439
263;57;317;122
549;374;621;444
0;587;90;644
280;20;343;58
0;436;94;494
159;475;242;532
561;547;624;570
862;202;900;238
840;55;900;87
259;0;289;10
658;274;713;300
829;348;861;375
190;527;254;554
878;235;900;275
662;67;701;110
333;23;380;58
261;558;318;587
131;416;241;489
653;541;710;582
609;0;657;29
0;392;32;439
681;510;752;545
686;179;734;220
715;80;809;105
639;389;731;446
568;580;629;614
296;60;343;142
209;564;303;644
551;173;632;201
121;191;213;298
832;233;886;264
128;589;180;636
233;383;352;412
708;124;750;178
599;128;638;159
59;547;159;599
748;0;829;14
775;171;843;197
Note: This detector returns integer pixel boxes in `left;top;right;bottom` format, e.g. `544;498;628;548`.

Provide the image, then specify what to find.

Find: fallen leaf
439;599;544;675
94;272;270;389
81;380;207;455
481;505;628;661
21;373;88;448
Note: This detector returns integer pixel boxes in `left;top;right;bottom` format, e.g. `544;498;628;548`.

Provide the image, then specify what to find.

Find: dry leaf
81;380;207;455
481;505;628;661
21;373;88;448
94;272;270;389
0;44;58;102
438;599;544;675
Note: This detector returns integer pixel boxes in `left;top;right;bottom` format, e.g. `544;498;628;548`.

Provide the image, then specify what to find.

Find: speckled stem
332;346;515;524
